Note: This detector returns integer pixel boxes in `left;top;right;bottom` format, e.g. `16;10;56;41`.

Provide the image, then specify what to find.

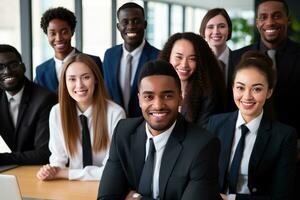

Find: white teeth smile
4;77;14;81
265;29;277;33
152;113;167;117
55;44;65;48
127;33;137;37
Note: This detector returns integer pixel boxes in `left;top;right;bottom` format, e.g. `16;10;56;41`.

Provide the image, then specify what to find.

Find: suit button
252;188;257;193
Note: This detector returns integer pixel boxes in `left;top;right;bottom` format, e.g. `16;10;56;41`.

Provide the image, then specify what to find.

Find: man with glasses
0;44;57;165
102;2;159;117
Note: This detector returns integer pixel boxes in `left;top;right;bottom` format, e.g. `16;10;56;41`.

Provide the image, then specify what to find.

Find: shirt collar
145;120;176;152
53;48;76;63
236;110;263;135
6;86;25;102
76;104;93;119
260;39;288;52
122;39;145;57
218;46;230;64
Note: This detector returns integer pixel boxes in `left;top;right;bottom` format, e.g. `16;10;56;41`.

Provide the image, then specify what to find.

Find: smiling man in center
98;60;221;200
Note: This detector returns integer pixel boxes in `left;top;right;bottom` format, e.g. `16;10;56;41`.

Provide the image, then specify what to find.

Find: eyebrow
236;82;264;87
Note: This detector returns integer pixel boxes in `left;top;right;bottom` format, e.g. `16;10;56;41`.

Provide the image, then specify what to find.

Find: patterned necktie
79;114;93;167
138;138;156;197
228;124;249;194
123;54;133;113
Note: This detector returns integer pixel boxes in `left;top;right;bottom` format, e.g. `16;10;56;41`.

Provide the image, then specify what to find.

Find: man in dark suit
232;0;300;136
102;2;159;117
35;7;102;93
0;44;57;165
98;60;220;200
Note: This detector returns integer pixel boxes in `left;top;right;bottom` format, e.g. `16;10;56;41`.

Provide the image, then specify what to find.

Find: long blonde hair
58;53;109;157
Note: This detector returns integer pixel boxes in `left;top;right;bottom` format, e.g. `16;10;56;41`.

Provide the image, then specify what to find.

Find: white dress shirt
49;100;125;180
6;87;24;127
54;48;76;82
145;121;176;199
228;110;263;199
119;39;145;92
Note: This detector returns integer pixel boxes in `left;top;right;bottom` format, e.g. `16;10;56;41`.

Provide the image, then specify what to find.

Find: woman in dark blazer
206;51;297;200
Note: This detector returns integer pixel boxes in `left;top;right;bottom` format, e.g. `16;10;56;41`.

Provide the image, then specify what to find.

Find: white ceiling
154;0;254;11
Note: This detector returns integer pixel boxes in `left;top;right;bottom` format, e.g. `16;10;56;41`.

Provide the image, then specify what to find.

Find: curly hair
40;7;77;34
159;32;226;123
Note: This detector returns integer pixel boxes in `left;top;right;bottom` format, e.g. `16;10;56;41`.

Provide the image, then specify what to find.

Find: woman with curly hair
159;32;226;125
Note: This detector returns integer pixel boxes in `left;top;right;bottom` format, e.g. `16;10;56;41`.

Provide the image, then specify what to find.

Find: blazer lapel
248;114;272;187
15;79;30;140
219;112;238;191
159;116;185;198
113;47;124;105
0;91;15;149
130;121;147;187
130;42;151;100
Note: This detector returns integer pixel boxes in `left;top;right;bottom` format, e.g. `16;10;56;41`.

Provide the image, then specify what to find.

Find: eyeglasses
0;61;22;72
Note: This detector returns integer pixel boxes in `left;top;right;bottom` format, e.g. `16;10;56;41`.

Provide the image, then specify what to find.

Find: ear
137;92;141;108
266;89;273;99
144;20;147;30
20;63;26;73
117;23;121;31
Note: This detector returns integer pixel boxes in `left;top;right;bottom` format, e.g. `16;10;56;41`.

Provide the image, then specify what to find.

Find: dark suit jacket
34;49;103;93
232;39;300;136
98;115;220;200
226;49;237;112
102;41;159;117
0;79;57;165
206;111;297;200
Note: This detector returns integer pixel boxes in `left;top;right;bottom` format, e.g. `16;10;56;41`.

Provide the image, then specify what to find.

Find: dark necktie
79;114;93;167
267;49;276;70
138;138;156;197
123;54;133;113
228;124;249;194
218;59;226;81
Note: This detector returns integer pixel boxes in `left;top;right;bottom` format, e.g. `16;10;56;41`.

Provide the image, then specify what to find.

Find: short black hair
117;2;145;19
0;44;22;62
138;60;181;91
40;7;77;34
257;0;289;16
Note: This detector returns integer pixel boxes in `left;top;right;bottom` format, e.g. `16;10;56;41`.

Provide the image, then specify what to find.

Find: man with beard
102;2;159;117
232;0;300;137
98;60;220;200
0;44;57;165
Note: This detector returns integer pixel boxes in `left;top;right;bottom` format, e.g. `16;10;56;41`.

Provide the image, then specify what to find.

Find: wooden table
2;166;99;200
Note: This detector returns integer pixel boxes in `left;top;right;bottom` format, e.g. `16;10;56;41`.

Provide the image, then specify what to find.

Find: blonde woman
37;53;125;181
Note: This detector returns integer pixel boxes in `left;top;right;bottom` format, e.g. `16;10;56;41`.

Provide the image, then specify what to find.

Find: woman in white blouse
37;53;125;181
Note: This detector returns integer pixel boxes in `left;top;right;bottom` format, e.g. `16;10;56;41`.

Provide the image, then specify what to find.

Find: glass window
31;0;74;78
0;0;21;53
170;5;183;35
147;2;168;49
185;7;206;33
82;0;111;60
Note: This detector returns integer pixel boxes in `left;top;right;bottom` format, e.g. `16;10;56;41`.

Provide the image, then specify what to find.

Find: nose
265;16;275;25
152;97;164;110
55;33;63;41
76;78;84;88
181;58;189;68
244;89;254;100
